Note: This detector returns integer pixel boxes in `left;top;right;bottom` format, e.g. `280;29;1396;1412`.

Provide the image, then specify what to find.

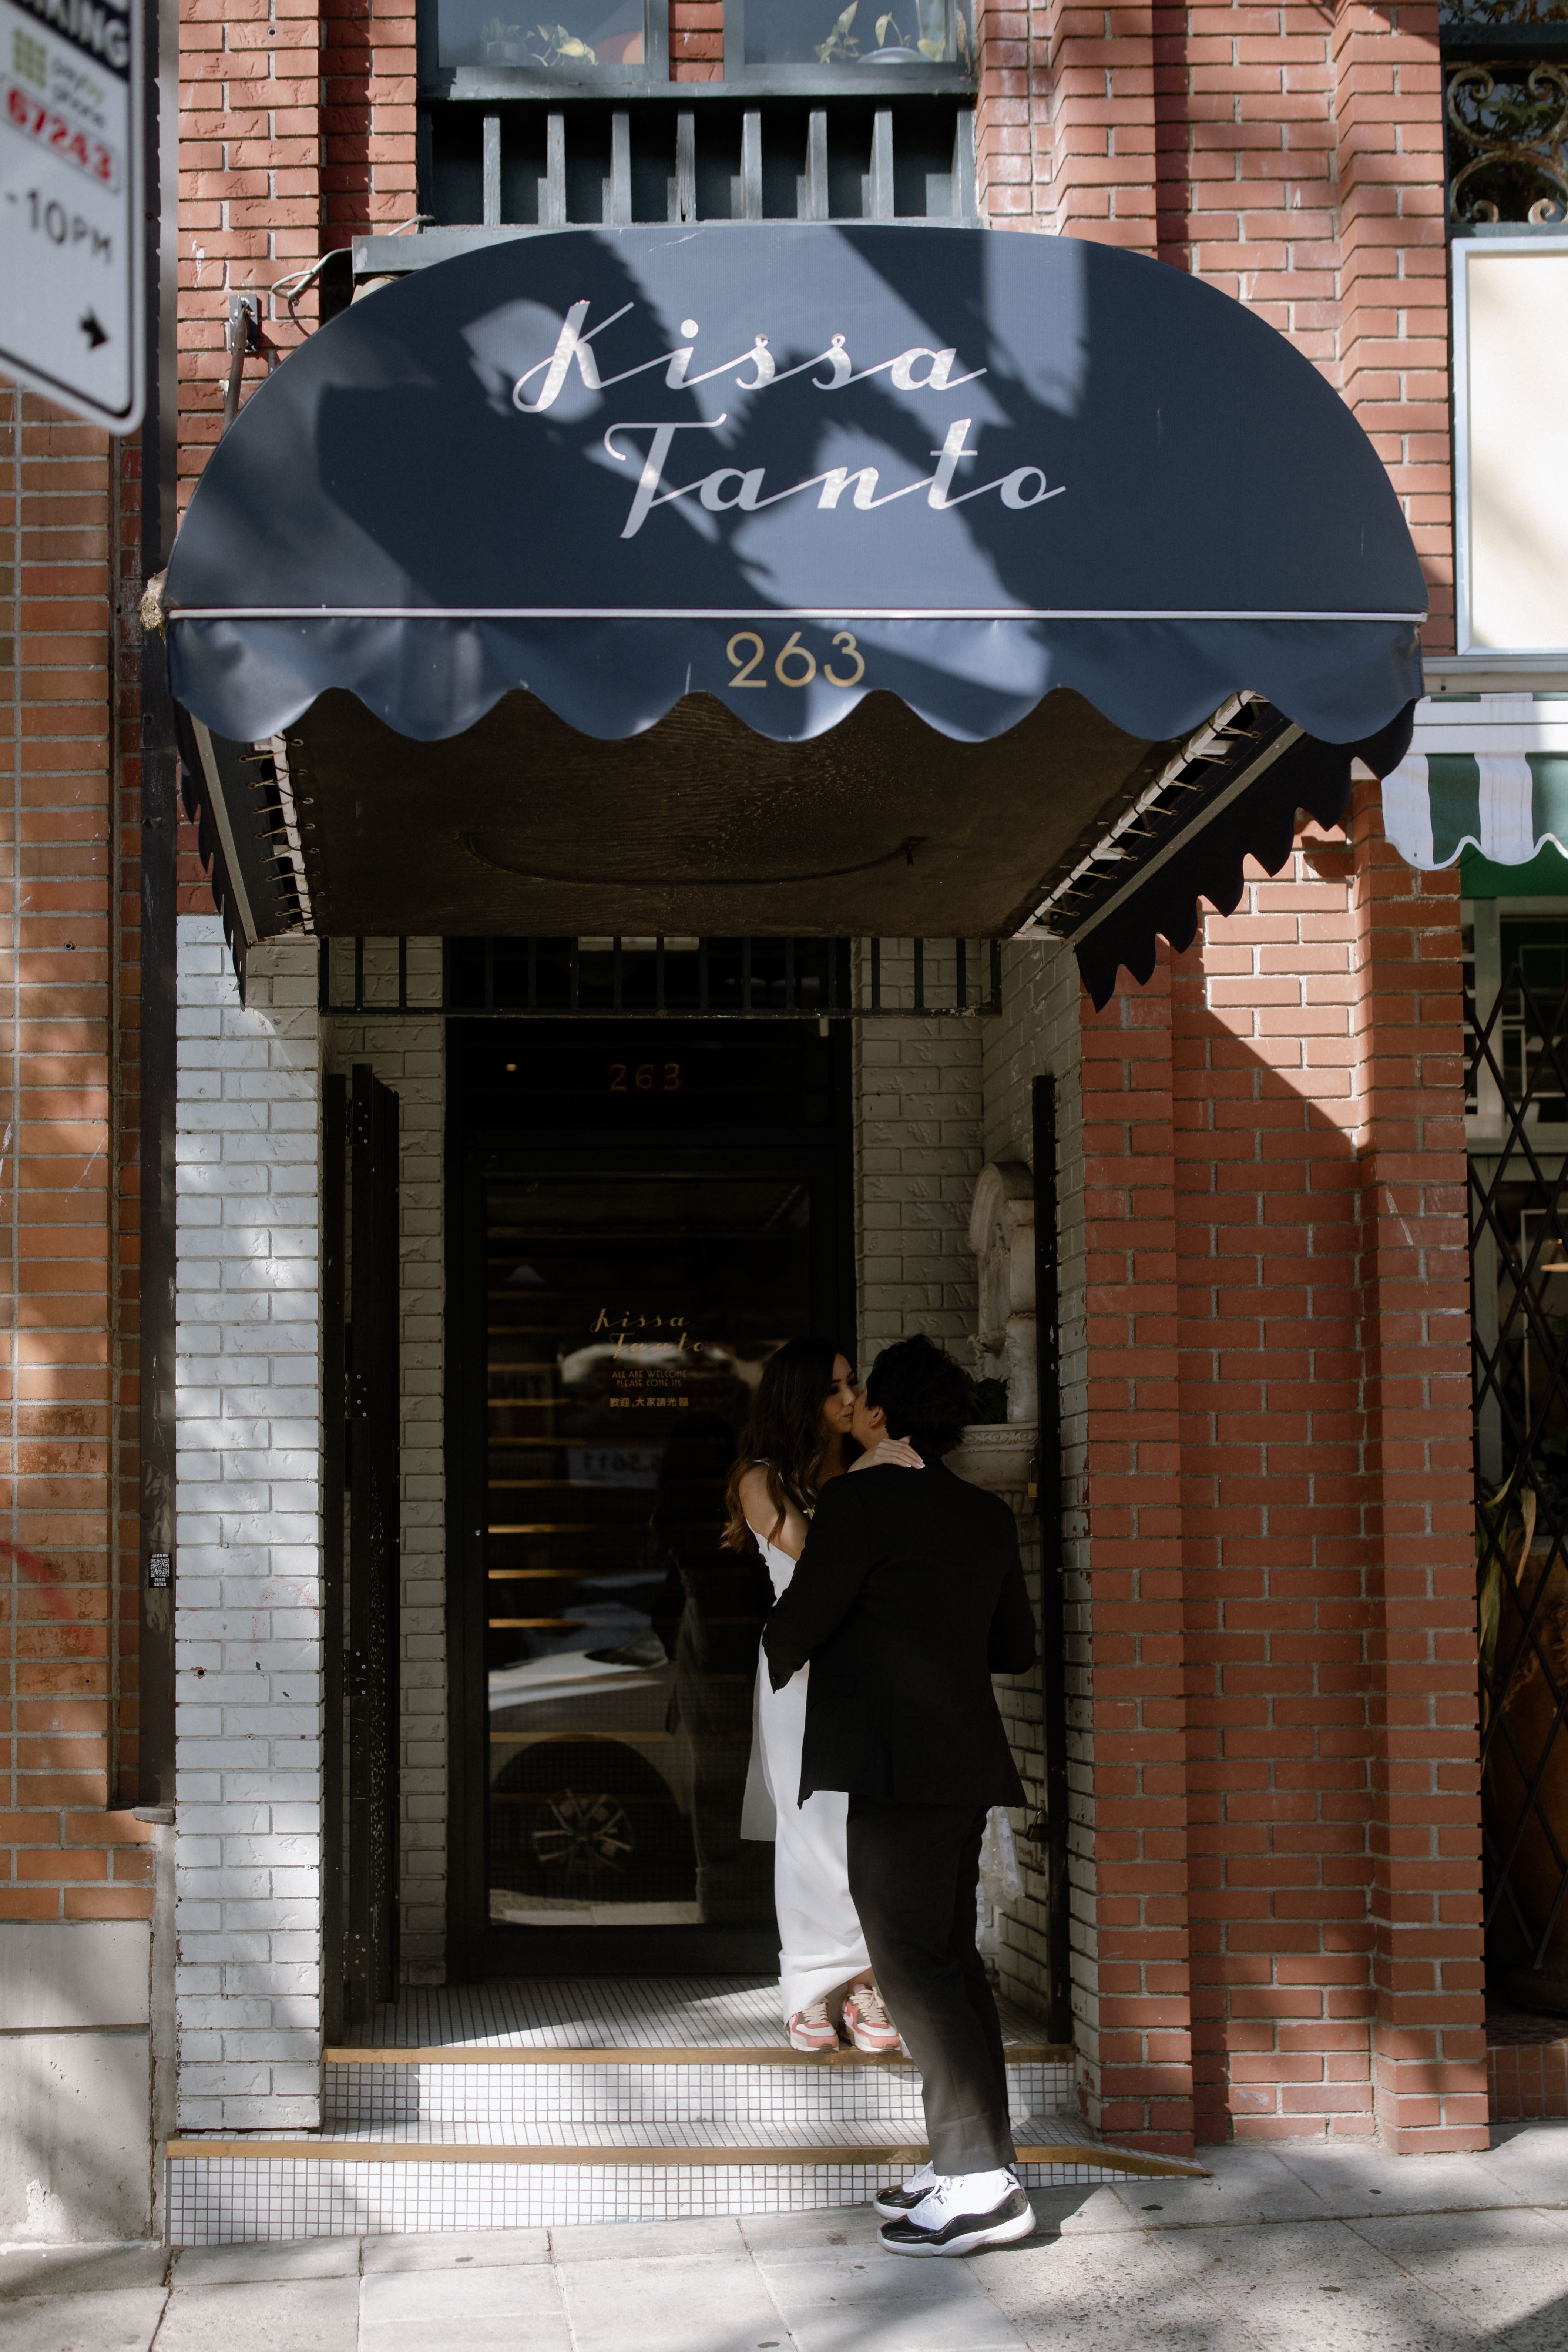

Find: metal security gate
318;935;1003;1022
323;1064;402;2030
1470;910;1568;2000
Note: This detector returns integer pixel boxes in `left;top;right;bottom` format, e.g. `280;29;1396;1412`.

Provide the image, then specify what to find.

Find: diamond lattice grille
1471;945;1568;1979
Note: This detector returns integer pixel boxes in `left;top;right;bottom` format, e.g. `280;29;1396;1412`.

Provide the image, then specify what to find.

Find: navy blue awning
160;223;1423;983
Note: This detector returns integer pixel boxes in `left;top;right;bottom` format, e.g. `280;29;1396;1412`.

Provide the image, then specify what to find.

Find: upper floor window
430;0;974;85
1452;232;1568;654
436;0;667;80
727;0;973;77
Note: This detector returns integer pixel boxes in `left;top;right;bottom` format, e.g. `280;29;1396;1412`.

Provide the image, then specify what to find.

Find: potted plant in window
815;3;862;64
861;0;951;60
528;20;600;63
481;16;526;61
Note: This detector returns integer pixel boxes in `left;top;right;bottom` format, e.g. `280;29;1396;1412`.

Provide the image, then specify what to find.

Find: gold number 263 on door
725;630;866;690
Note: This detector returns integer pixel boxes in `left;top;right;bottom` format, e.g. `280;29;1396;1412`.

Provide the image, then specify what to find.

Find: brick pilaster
1331;0;1453;644
1349;782;1486;2151
975;0;1041;224
1044;0;1158;248
0;386;153;1918
1177;831;1379;2143
1079;956;1194;2153
179;0;325;510
323;0;419;247
1153;0;1340;372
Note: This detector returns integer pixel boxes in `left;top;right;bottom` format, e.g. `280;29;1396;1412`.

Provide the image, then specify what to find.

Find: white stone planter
947;1422;1038;1498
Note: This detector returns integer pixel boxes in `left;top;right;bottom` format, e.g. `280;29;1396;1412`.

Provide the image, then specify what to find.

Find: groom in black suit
763;1334;1038;2258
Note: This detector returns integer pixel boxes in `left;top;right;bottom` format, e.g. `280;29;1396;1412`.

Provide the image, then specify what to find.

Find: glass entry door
484;1174;807;1937
449;1012;854;1974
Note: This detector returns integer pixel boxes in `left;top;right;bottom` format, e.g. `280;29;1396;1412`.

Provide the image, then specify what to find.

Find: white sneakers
877;2167;1036;2258
873;2159;936;2218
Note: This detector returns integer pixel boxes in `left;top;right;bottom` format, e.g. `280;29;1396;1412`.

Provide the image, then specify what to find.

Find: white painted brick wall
980;940;1092;2050
325;937;446;1982
849;940;1090;2030
854;942;984;1353
173;916;324;2132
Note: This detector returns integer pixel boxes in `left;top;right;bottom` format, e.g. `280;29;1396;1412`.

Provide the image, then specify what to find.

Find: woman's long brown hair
721;1336;845;1553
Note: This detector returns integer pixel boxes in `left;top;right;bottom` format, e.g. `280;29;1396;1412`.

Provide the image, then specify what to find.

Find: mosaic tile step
165;2114;1206;2243
341;1974;1064;2056
322;2057;1070;2130
169;1977;1186;2244
165;2153;1125;2244
276;2098;1072;2154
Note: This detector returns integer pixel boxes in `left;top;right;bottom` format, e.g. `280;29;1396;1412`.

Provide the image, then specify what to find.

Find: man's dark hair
865;1334;971;1457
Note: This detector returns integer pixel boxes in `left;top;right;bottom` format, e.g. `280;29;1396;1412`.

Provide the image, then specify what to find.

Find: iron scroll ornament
1447;59;1568;222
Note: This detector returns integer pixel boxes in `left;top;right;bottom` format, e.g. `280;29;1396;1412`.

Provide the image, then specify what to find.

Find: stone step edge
325;2043;1072;2068
166;2120;1207;2181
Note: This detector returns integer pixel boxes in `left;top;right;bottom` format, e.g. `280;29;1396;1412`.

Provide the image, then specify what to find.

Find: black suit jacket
762;1458;1035;1808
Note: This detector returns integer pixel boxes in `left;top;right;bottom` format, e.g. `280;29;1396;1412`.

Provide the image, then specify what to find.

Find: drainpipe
136;0;178;1821
131;0;182;2237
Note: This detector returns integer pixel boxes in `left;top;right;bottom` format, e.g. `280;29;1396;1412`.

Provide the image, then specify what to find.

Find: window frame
721;0;975;91
1452;228;1568;661
422;0;671;95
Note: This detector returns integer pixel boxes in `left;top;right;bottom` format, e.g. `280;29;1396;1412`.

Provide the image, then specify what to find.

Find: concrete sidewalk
4;2125;1567;2352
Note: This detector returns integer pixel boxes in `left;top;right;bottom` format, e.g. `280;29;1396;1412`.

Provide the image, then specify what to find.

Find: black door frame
322;1063;403;2030
444;1015;856;1981
1031;1074;1072;2044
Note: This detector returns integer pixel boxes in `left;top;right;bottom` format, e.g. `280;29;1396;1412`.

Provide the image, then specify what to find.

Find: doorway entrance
447;1013;855;1977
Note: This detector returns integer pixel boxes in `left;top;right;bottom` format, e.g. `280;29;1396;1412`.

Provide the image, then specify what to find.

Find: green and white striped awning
1383;752;1568;869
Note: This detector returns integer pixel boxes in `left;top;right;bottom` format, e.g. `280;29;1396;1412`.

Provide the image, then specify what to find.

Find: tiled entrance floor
167;1977;1206;2242
1488;2000;1568;2122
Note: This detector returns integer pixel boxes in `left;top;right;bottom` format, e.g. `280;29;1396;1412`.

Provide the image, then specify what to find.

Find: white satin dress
739;1522;872;2023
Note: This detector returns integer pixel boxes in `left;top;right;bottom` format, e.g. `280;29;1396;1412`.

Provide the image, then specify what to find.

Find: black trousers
846;1795;1015;2177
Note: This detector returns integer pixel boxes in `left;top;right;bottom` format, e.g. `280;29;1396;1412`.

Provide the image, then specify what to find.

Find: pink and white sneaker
841;1983;902;2054
786;1996;840;2053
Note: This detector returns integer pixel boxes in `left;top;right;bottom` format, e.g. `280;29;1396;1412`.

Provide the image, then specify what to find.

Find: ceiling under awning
158;222;1426;992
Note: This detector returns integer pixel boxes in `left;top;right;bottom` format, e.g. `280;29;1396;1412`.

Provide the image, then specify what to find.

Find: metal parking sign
0;0;142;433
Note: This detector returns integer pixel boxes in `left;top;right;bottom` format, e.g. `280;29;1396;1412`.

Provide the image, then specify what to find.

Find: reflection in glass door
484;1175;812;1934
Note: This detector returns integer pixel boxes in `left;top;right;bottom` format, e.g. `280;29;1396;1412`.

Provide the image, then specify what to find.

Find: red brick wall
0;387;152;1922
1171;823;1379;2146
1332;3;1453;648
178;0;325;507
1076;957;1196;2153
1347;782;1483;2152
977;0;1455;668
1075;796;1483;2155
1153;1;1341;363
670;0;723;77
323;0;418;245
0;0;1473;2150
987;3;1471;2148
1050;0;1158;248
976;0;1158;240
113;443;144;1805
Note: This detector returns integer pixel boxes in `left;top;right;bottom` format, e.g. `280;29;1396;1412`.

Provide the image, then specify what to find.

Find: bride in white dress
722;1338;921;2053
